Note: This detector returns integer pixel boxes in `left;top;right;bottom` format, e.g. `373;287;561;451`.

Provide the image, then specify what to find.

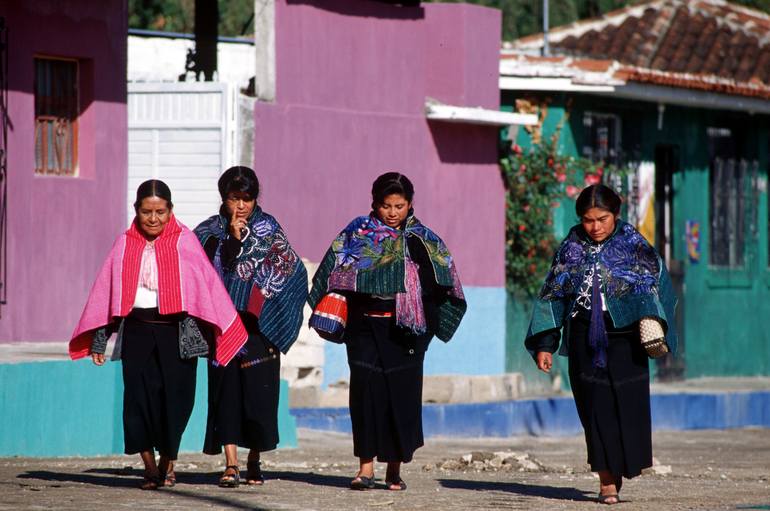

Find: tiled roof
500;54;770;100
507;0;770;97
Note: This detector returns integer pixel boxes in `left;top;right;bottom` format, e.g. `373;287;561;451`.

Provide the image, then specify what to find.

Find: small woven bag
309;292;348;343
639;317;669;358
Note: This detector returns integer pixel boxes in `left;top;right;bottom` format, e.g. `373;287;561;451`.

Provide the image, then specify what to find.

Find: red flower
555;172;566;183
566;185;580;198
512;143;523;155
584;173;601;185
595;166;604;176
547;157;554;167
518;225;527;232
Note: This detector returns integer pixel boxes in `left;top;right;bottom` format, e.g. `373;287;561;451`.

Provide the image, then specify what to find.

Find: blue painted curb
291;390;770;437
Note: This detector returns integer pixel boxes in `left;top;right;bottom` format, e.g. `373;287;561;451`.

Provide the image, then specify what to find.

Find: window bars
33;57;78;176
710;157;759;268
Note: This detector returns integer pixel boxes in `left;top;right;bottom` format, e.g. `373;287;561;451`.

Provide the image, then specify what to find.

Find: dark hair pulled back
134;179;173;211
218;166;260;202
575;184;621;217
371;172;415;207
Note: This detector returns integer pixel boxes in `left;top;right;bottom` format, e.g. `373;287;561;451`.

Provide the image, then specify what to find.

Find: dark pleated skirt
568;313;652;479
347;315;429;463
203;328;281;455
121;315;197;459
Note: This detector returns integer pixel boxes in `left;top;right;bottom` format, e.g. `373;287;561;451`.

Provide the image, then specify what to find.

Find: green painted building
500;0;770;383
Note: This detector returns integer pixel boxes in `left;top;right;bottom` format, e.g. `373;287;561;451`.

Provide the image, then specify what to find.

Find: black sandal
163;468;176;487
219;465;240;487
246;460;264;485
158;459;176;487
385;478;407;491
350;475;375;490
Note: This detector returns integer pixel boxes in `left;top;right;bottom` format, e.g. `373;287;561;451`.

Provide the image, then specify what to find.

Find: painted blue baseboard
322;286;506;387
0;360;296;457
292;391;770;437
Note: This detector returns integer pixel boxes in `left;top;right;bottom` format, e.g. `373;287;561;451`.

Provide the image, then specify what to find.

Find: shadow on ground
17;469;274;510
267;469;353;488
438;478;595;502
21;466;353;489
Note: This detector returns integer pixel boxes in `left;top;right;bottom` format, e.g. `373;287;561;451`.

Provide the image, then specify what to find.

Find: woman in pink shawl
70;180;247;490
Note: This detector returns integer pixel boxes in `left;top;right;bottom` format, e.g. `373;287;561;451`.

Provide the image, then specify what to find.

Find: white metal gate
127;82;241;229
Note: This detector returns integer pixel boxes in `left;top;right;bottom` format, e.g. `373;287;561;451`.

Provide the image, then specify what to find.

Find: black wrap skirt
203;326;281;455
346;305;431;463
568;313;652;479
121;310;197;459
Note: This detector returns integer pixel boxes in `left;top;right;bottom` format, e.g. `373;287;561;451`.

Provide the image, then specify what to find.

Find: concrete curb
291;390;770;437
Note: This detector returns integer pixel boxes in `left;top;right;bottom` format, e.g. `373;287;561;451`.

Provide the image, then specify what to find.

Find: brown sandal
141;472;162;490
219;465;240;487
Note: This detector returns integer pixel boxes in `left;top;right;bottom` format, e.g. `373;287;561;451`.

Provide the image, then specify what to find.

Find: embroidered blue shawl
526;220;677;357
195;207;308;354
308;214;466;342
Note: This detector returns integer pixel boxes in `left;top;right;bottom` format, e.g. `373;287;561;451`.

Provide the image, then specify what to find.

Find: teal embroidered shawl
308;214;466;342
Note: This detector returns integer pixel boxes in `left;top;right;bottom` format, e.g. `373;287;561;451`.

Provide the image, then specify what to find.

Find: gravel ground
1;428;769;511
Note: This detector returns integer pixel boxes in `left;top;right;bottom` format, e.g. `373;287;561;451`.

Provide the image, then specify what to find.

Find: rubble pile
423;451;554;473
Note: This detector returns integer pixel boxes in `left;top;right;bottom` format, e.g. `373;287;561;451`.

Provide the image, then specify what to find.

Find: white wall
128;34;255;89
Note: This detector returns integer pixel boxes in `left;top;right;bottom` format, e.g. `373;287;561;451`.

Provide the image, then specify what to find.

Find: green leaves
500;139;628;298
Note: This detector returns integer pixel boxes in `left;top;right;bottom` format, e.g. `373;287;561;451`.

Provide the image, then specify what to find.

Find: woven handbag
639;317;669;358
309;292;348;343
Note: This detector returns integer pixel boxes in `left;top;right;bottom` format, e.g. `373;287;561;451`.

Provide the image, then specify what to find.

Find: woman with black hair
70;180;247;490
525;184;677;505
195;166;308;487
308;172;467;491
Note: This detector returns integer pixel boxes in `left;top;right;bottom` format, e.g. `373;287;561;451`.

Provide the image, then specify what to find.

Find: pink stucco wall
0;1;128;343
257;0;505;287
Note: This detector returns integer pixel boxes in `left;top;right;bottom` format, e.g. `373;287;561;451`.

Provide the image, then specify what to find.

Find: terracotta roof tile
571;59;614;72
508;0;770;99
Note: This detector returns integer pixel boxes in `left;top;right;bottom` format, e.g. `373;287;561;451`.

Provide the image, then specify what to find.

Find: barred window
34;57;78;176
582;112;621;165
710;157;758;268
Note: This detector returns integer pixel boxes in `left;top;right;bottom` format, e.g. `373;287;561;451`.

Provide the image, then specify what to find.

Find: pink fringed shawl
70;216;247;366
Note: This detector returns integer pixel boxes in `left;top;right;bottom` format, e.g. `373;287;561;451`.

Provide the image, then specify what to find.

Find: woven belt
363;311;393;318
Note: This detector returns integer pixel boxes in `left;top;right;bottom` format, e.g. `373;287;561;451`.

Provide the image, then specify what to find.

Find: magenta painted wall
0;1;128;343
257;0;505;287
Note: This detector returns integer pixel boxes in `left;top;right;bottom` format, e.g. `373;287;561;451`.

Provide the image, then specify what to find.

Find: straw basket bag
639;317;669;358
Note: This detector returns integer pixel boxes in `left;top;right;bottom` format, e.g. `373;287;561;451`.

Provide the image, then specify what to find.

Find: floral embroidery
328;214;456;291
541;221;660;302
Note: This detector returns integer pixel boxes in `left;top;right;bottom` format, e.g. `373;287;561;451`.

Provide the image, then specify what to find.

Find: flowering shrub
500;138;626;298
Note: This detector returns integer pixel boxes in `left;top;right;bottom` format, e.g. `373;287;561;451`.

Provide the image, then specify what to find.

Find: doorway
654;144;685;380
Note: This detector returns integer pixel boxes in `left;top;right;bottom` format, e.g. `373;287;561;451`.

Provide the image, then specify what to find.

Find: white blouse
133;242;159;308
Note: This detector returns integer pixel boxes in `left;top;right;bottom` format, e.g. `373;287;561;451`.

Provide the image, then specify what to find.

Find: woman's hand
536;351;553;373
91;353;106;366
229;211;247;240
